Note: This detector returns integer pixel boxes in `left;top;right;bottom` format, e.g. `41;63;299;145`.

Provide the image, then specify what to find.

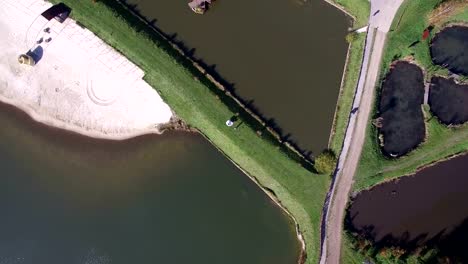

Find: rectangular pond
126;0;350;154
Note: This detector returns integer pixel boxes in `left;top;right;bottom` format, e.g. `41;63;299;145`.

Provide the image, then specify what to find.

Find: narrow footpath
319;0;405;263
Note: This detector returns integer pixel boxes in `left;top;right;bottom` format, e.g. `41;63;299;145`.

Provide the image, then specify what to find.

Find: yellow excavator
18;54;36;66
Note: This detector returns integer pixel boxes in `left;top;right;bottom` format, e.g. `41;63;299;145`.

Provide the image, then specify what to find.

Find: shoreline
0;93;165;141
197;132;308;264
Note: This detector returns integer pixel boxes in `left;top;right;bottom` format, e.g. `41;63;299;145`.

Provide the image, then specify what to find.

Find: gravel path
319;0;405;263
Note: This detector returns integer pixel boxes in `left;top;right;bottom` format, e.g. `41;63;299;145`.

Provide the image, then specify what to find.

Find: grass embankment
329;0;370;154
328;0;370;28
49;0;331;262
354;0;468;191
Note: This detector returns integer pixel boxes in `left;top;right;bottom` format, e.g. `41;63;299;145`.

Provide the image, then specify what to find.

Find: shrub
314;150;337;174
345;32;358;43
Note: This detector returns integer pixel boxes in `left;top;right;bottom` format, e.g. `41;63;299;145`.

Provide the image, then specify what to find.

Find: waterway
348;154;468;253
126;0;350;154
0;102;300;264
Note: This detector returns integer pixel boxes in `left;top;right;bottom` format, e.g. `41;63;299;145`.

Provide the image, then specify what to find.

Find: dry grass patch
429;0;468;26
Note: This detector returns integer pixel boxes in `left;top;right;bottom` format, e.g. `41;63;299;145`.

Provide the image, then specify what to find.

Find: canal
348;154;468;260
126;0;350;154
0;103;300;264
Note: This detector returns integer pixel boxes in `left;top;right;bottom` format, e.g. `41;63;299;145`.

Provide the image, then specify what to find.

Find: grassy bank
328;0;369;154
329;33;366;154
49;0;333;262
329;0;370;28
354;0;468;191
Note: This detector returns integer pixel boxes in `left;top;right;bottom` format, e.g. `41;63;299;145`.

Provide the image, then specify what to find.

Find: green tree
314;150;337;175
345;32;358;43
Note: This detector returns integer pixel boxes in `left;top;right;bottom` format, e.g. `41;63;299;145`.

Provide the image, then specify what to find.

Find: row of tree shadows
346;153;468;263
345;215;468;263
90;0;317;170
346;25;468;262
376;25;468;158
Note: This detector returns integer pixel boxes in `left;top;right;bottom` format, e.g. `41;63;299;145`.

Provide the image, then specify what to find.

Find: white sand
0;0;173;139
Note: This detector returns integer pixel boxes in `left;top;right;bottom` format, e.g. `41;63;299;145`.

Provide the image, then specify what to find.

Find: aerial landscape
0;0;467;263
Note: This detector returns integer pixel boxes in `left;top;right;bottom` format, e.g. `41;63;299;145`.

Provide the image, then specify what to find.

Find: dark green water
126;0;350;154
0;103;300;264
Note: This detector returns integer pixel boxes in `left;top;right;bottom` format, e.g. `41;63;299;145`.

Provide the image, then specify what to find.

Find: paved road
319;0;405;263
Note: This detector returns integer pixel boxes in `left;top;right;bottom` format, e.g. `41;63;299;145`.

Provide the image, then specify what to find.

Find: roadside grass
48;0;334;262
330;0;370;28
329;34;366;155
354;0;468;191
341;231;367;264
328;0;369;155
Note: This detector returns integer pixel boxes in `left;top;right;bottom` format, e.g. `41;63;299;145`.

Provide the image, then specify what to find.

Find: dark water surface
431;26;468;76
378;61;425;157
429;76;468;125
0;103;300;264
126;0;350;154
349;154;468;247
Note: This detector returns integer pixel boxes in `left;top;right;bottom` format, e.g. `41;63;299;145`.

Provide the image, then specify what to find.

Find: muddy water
348;154;468;247
0;103;300;264
126;0;350;154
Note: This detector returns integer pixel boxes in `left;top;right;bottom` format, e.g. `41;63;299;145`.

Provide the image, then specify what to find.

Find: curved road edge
319;1;405;263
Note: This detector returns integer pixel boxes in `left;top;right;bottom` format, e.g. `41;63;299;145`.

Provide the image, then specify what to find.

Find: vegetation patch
377;61;426;157
314;150;337;175
429;0;468;27
431;25;468;76
429;76;468;125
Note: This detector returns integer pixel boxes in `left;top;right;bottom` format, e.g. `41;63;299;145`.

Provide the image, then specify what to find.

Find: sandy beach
0;0;172;139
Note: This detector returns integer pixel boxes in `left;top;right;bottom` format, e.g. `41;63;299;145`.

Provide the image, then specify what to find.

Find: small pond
431;25;468;76
378;61;425;157
429;76;468;125
347;154;468;261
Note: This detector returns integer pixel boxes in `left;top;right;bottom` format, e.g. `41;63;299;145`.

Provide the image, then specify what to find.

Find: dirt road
319;0;405;263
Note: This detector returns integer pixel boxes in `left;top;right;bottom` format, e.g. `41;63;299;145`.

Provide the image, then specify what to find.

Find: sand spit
0;0;172;139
